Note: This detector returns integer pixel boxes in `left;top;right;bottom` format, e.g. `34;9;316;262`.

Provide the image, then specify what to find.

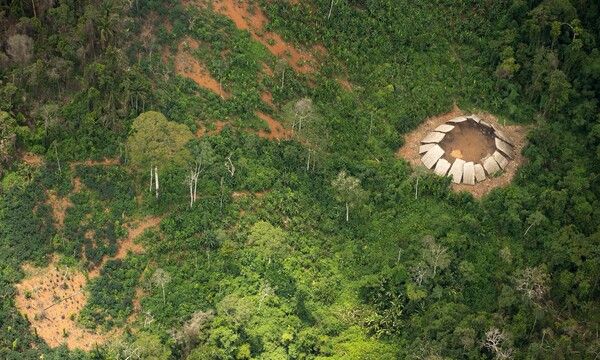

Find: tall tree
284;98;326;171
331;170;367;222
151;268;171;306
247;221;287;264
185;139;215;208
421;235;450;279
128;111;193;198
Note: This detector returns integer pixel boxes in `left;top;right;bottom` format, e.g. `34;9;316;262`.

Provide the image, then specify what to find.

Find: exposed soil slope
15;259;108;351
211;0;320;74
173;38;229;98
15;159;163;350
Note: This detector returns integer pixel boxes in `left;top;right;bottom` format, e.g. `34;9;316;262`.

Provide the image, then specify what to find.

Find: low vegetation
1;0;599;359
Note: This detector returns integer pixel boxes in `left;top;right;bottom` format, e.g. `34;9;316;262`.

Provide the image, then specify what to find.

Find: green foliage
128;111;193;169
0;180;54;264
1;0;599;358
80;257;145;329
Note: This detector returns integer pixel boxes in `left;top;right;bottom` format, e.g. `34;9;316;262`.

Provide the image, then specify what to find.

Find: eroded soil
210;0;319;74
256;112;293;140
173;37;229;98
15;259;109;351
15;214;162;350
16;158;163;350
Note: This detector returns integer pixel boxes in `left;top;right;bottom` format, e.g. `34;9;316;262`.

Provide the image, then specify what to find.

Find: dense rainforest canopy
1;0;599;358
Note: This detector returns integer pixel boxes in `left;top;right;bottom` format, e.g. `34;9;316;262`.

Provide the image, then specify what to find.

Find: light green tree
331;170;367;222
128;111;192;198
151;268;171;305
247;221;286;264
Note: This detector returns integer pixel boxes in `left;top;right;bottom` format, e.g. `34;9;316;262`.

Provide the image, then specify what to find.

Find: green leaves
331;170;367;222
128;111;193;168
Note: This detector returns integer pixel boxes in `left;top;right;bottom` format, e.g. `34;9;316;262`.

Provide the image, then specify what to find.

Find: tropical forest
0;0;599;358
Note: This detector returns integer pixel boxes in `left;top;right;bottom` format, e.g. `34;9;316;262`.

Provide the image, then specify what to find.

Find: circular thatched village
419;115;515;185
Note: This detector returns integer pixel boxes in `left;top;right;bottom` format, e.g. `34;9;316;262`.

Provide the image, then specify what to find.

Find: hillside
1;0;599;359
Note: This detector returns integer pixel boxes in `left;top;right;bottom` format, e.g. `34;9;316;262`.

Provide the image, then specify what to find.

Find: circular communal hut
419;115;515;185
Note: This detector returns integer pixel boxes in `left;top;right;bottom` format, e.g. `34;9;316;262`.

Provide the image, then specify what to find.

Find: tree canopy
128;111;193;169
0;0;599;358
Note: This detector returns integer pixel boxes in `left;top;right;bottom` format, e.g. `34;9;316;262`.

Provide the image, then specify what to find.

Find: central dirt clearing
439;121;496;163
396;104;529;198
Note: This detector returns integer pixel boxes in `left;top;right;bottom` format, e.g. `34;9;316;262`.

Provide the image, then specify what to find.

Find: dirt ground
14;258;110;351
20;153;43;165
173;37;229;99
256;112;294;140
209;0;321;74
15;214;162;350
15;158;163;351
396;104;530;199
196;120;227;137
45;191;72;229
439;121;496;163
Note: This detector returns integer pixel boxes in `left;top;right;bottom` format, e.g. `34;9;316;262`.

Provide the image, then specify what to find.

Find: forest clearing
1;0;598;358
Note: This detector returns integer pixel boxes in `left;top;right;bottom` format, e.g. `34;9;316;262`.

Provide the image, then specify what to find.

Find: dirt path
396;104;530;199
261;90;274;108
197;114;291;141
88;215;163;278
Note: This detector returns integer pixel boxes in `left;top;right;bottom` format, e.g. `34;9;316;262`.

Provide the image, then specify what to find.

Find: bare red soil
173;38;229;98
256;112;293;140
197;120;228;137
210;0;319;74
16;158;163;350
15;214;162;350
261;91;274;107
15;258;111;351
88;215;163;278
